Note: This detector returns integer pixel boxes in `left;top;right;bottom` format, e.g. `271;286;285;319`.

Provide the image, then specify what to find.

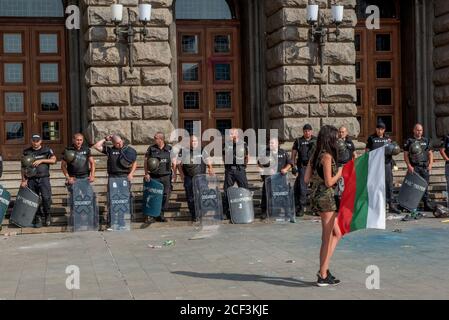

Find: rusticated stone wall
265;0;359;141
434;0;449;136
82;0;175;145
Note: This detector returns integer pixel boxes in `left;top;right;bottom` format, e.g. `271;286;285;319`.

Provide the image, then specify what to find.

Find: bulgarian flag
338;147;386;236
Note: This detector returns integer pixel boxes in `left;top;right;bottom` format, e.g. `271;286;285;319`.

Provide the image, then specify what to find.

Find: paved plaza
0;216;448;300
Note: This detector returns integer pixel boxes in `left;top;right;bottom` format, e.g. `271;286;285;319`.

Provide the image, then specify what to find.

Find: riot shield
10;187;40;228
398;172;428;212
193;174;223;227
142;179;164;217
0;184;11;228
107;177;132;231
266;173;296;223
227;187;254;224
69;179;98;232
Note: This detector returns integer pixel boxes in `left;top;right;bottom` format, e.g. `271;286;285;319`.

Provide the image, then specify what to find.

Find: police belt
27;175;50;180
150;173;171;178
411;161;428;168
225;164;246;171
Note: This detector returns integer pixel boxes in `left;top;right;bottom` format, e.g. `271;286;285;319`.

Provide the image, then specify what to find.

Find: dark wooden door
177;21;241;136
356;19;402;143
0;24;68;159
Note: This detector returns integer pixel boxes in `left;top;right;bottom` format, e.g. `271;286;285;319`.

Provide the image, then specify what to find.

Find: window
183;92;200;109
376;34;391;51
41;92;60;112
355;34;361;52
356;0;398;19
182;63;199;81
5;92;24;113
214;35;231;53
0;0;64;17
216;119;232;136
3;34;22;53
39;34;58;54
4;63;23;83
356;88;362;107
42;121;60;141
182;35;198;54
377;115;393;133
376;61;391;79
214;63;231;81
176;0;233;20
40;63;59;83
356;62;361;80
216;92;232;109
376;88;392;106
5;122;24;142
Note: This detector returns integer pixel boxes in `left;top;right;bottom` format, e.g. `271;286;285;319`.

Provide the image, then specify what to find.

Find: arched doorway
0;0;69;159
175;0;242;135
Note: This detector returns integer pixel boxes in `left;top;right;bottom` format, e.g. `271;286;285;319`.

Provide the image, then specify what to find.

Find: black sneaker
44;214;52;227
156;216;167;223
33;216;43;228
317;273;341;287
389;204;401;214
317;270;338;282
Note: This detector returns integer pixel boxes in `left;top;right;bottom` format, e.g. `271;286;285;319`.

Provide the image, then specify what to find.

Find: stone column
434;0;449;137
82;0;175;147
264;0;359;141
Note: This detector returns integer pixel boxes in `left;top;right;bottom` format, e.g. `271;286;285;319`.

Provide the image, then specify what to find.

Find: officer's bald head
414;124;423;138
111;135;124;148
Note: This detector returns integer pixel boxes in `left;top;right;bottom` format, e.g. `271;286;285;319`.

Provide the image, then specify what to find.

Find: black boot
424;201;434;212
44;214;52;227
389;203;401;214
33;215;43;228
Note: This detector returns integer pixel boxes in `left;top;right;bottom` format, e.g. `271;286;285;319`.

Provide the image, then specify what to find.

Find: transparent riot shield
69;179;99;232
142;179;164;217
193;174;223;227
227;187;254;224
398;172;428;212
10;187;40;228
0;184;11;229
266;173;296;223
108;177;132;231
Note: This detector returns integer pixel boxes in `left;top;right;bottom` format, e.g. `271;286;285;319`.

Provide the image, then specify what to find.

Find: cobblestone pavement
0;216;448;300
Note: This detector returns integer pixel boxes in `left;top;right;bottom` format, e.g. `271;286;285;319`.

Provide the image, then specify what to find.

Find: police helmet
337;139;347;153
119;146;137;168
147;157;160;173
385;142;401;156
24;166;38;178
433;204;449;218
21;154;35;168
409;141;423;156
258;155;275;168
63;149;77;164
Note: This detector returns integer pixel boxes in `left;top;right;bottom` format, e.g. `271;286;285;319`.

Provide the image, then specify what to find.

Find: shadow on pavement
172;271;316;288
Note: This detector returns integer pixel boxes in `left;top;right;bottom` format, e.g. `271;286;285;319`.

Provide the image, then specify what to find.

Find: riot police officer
144;132;176;223
439;131;449;205
366;122;400;214
61;133;95;185
404;123;434;216
259;137;293;218
291;124;317;216
178;135;214;221
222;128;249;219
338;126;357;165
93;134;138;227
21;134;57;228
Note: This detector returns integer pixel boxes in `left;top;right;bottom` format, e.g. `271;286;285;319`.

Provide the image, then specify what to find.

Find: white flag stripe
367;147;386;230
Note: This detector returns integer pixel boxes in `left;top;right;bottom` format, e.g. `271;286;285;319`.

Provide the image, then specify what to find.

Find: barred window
176;0;233;20
0;0;64;17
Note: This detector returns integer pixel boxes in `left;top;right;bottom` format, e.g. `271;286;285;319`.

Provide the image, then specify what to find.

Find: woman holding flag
305;125;343;287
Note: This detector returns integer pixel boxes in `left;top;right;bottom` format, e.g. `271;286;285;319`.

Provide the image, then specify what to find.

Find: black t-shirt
366;134;392;164
440;135;449;161
293;136;316;166
180;147;209;177
404;137;431;165
339;137;355;165
223;141;248;168
102;145;129;177
63;146;91;178
23;146;55;178
146;144;173;177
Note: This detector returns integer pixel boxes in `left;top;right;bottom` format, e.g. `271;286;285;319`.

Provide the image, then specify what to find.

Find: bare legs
319;212;342;278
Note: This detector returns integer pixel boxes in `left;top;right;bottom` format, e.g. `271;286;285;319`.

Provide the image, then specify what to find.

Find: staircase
0;152;447;234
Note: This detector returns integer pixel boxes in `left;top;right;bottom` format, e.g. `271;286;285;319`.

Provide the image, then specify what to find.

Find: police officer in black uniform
61;133;95;185
366;121;400;214
291;124;317;215
21;134;57;228
144;132;176;223
93;134;138;227
259;137;293;218
439;131;449;205
404;123;434;216
338;126;357;165
178;135;214;221
222;128;249;219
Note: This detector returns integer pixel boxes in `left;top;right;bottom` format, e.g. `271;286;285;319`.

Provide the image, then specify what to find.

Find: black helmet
337;139;347;153
409;141;423;155
63;149;77;163
119;146;137;168
21;154;35;168
24;166;38;178
433;204;449;218
385;142;401;156
258;154;276;168
147;157;160;173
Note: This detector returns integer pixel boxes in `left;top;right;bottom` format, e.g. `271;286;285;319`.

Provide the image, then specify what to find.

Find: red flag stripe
338;159;356;236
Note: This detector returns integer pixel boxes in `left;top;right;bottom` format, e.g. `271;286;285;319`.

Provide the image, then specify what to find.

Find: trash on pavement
163;240;176;246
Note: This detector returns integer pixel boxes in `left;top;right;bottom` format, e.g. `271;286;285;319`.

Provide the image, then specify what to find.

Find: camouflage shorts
311;183;337;213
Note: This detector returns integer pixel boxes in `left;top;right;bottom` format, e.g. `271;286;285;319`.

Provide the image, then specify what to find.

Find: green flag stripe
350;153;369;231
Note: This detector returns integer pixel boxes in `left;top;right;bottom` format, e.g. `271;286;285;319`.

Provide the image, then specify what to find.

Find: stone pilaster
83;0;175;145
434;0;449;136
264;0;359;141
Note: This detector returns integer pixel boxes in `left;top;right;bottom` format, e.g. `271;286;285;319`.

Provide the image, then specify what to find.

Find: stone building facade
0;0;448;159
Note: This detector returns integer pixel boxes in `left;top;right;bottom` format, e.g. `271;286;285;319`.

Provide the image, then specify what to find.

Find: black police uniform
146;144;173;218
404;137;432;207
222;141;249;218
260;148;292;215
292;136;317;210
441;134;449;199
366;134;394;207
63;146;92;179
179;147;209;220
0;154;3;178
23;146;55;220
339;137;355;165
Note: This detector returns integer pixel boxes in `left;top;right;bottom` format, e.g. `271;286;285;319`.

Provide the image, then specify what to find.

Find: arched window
175;0;235;20
0;0;64;17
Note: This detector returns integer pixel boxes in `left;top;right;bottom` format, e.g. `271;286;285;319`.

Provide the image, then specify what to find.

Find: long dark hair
311;125;339;171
